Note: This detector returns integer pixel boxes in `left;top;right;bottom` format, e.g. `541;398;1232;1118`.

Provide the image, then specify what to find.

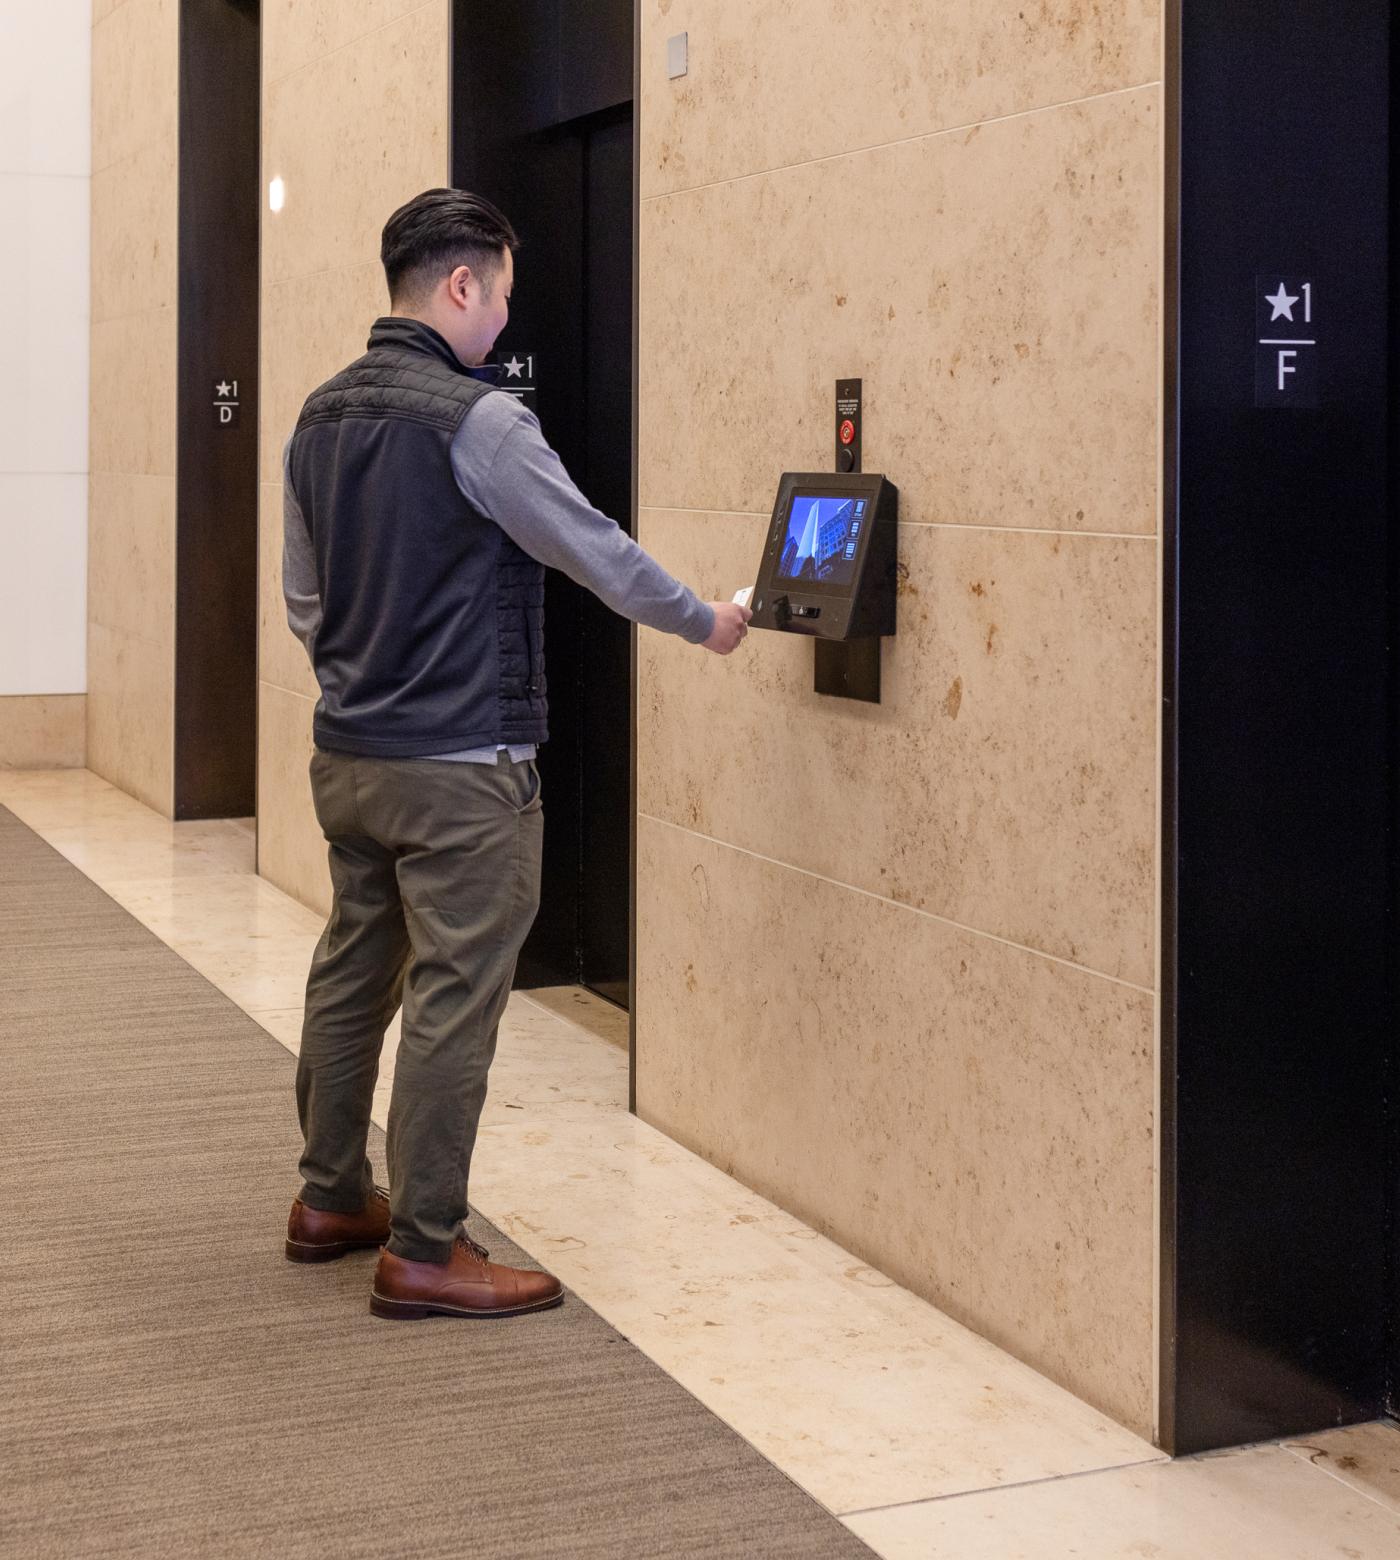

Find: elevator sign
1255;276;1317;408
214;379;241;426
488;351;537;415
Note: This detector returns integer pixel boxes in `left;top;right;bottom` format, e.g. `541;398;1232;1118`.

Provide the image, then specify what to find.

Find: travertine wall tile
260;480;321;702
257;682;330;918
640;0;1161;197
257;0;449;908
636;25;1164;1432
90;136;177;323
259;263;389;487
0;695;87;769
640;87;1160;535
639;510;1157;984
86;620;172;812
87;471;175;649
90;0;176;173
262;7;448;289
262;0;433;89
88;0;177;812
89;306;176;477
635;818;1156;1435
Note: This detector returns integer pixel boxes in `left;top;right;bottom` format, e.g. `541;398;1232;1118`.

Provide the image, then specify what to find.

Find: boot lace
457;1233;491;1264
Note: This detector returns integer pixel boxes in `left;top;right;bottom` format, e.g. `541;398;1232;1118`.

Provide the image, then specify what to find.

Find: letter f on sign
1277;350;1297;392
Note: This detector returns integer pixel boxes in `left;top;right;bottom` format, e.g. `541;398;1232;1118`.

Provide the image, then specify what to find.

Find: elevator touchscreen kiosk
749;471;897;641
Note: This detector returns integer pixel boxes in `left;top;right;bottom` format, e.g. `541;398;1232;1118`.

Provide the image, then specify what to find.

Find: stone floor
4;764;1398;1558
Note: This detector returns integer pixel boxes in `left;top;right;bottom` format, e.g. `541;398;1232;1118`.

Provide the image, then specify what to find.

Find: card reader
747;471;897;641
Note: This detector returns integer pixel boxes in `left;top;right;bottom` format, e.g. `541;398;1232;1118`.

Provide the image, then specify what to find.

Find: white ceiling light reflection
268;176;285;214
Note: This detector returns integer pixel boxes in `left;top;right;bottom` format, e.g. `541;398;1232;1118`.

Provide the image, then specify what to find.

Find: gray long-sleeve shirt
282;389;714;759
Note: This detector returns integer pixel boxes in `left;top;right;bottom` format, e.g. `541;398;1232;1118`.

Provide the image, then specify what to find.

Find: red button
839;419;856;445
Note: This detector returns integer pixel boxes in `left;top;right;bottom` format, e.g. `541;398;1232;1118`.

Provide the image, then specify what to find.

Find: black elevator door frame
1162;0;1393;1454
175;0;260;819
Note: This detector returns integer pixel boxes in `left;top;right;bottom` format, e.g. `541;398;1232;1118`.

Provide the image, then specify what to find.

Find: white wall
0;4;90;696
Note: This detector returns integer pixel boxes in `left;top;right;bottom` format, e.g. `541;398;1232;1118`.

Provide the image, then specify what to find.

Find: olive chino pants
294;748;543;1263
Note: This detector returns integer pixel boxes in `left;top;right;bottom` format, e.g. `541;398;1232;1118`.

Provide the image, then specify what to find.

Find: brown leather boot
370;1233;564;1320
284;1186;390;1263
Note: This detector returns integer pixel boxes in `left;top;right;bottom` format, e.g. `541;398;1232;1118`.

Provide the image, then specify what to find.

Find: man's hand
702;602;753;655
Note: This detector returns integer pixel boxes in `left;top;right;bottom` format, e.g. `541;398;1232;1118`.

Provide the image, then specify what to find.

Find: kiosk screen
774;492;869;590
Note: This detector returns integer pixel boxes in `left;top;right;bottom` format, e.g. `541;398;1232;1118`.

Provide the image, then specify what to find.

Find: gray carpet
0;806;877;1559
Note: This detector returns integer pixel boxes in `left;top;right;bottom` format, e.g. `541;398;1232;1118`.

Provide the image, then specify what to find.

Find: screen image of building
785;498;855;581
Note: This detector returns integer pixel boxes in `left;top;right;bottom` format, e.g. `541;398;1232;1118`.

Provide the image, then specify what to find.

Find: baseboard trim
0;694;87;770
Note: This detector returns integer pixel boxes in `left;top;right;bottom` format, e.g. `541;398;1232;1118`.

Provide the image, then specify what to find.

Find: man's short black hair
381;188;519;306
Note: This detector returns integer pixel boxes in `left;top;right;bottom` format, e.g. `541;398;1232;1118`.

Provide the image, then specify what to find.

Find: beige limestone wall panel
259;481;321;703
257;683;331;918
259;263;390;485
89;0;178;813
263;0;439;88
258;0;448;910
90;0;176;173
90;139;177;323
635;817;1155;1434
87;472;175;649
638;509;1156;986
85;620;171;813
90;307;176;478
640;0;1161;197
261;7;448;290
0;695;86;768
639;87;1160;536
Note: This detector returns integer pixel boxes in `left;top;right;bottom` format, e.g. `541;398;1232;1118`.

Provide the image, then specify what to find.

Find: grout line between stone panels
257;681;316;705
640;504;1157;541
0;167;90;181
264;254;384;295
638;812;1156;996
261;0;443;92
86;616;170;654
639;504;770;518
1278;1437;1400;1521
89;128;178;183
87;470;176;481
92;303;176;329
838;1453;1171;1521
642;78;1164;204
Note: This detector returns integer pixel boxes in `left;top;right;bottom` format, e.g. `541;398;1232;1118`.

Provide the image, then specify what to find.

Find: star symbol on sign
1264;284;1299;322
215;380;233;398
503;356;524;378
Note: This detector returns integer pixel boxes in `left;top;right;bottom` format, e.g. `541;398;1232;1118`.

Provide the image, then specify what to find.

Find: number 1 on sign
1301;284;1311;324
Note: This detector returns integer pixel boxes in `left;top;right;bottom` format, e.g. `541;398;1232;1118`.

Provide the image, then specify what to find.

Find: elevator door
452;0;635;1005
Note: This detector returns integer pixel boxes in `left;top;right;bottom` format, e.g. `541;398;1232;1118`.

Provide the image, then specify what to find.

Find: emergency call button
834;377;862;474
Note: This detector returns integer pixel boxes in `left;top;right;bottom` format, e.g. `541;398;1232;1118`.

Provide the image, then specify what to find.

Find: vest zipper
523;610;540;697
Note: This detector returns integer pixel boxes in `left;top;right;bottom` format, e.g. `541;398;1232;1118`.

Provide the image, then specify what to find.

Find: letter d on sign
219;404;234;424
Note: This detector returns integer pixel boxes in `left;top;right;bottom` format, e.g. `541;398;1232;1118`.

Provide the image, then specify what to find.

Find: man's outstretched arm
452;396;749;652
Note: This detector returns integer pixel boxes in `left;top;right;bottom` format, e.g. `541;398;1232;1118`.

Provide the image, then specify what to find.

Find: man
280;188;751;1321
